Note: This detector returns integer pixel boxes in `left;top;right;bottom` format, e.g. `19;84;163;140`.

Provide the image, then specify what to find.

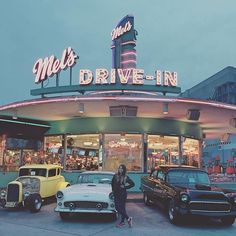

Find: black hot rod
140;165;236;225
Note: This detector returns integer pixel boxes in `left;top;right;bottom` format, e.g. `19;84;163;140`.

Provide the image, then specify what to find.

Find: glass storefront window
0;137;43;171
45;136;63;164
22;150;45;165
65;134;100;171
104;134;142;172
182;138;199;167
147;135;179;171
4;149;21;171
0;135;5;169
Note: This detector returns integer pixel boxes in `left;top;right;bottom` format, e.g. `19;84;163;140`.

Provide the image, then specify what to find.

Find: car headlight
23;191;30;200
56;191;64;199
234;196;236;204
226;193;236;203
180;193;189;202
0;190;6;199
109;192;114;200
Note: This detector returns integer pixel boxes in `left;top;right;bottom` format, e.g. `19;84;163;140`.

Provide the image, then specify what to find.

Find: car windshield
166;169;210;187
77;173;113;184
19;168;47;177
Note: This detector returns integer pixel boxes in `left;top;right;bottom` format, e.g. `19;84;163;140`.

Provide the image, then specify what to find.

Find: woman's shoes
127;217;133;227
116;217;133;228
116;222;125;228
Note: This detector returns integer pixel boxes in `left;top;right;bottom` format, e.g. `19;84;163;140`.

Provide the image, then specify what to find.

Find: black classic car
140;165;236;225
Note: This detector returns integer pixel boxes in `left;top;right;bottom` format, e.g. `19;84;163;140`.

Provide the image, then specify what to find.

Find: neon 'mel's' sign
111;21;132;40
32;47;78;84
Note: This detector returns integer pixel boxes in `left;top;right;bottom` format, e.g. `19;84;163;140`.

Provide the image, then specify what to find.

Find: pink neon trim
121;41;136;46
1;96;236;111
121;60;137;64
121;52;137;57
88;90;158;96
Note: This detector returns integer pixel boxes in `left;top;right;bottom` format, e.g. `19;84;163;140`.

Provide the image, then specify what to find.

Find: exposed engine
17;177;40;195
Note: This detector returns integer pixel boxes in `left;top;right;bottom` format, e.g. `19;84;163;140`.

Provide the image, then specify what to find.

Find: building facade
180;66;236;179
0;16;236;189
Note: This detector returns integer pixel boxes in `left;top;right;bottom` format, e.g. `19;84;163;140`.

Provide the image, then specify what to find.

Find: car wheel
143;192;152;206
168;200;180;225
60;212;70;220
221;216;235;226
28;193;42;213
0;199;6;208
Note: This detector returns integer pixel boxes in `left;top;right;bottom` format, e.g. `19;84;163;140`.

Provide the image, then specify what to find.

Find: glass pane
0;135;6;168
4;150;21;171
182;138;199;167
103;134;142;172
66;134;100;171
45;135;63;164
22;150;45;165
147;135;179;171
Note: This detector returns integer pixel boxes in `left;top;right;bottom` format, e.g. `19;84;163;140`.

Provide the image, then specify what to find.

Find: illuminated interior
0;133;200;172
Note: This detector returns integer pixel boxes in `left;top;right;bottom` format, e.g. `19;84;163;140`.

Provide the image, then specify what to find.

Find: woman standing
112;164;135;228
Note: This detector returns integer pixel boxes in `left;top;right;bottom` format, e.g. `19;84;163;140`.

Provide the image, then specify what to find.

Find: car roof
157;165;206;173
79;171;115;175
19;164;62;170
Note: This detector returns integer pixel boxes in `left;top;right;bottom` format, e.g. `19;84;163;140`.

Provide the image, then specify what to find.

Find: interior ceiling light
162;103;168;115
83;141;92;146
79;103;84;113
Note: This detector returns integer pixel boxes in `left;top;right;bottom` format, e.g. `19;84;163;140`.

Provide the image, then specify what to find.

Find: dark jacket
111;174;135;195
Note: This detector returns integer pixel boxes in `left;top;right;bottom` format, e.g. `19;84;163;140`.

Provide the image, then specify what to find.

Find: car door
160;173;175;204
142;170;158;202
44;168;60;197
152;170;166;203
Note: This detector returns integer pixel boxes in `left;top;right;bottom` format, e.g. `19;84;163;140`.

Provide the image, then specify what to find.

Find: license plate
6;202;17;207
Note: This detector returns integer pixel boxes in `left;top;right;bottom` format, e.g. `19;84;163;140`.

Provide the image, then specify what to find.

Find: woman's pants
114;191;129;222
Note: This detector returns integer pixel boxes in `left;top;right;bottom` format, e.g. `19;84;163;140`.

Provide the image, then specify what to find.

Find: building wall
180;66;236;100
180;66;236;178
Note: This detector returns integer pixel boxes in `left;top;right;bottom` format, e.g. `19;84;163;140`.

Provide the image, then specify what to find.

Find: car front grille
190;201;231;212
196;193;227;201
7;184;20;202
64;201;108;209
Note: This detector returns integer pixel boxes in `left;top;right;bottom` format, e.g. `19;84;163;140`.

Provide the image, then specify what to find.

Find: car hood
174;184;233;201
60;183;112;201
174;183;234;193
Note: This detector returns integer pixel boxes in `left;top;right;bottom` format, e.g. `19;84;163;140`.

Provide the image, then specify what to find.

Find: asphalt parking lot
0;200;235;236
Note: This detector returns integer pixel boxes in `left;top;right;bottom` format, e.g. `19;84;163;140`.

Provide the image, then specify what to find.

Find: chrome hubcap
169;206;174;220
34;199;41;209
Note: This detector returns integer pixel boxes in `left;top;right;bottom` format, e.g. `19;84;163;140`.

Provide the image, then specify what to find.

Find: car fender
56;182;70;191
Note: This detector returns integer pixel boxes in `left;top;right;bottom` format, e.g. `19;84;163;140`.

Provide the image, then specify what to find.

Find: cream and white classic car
55;171;117;220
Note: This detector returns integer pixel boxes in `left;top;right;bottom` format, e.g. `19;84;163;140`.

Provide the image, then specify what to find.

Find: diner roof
0;94;236;140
